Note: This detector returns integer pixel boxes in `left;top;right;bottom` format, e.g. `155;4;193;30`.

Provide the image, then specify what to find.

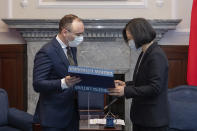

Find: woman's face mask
69;35;83;47
128;40;141;52
128;40;136;49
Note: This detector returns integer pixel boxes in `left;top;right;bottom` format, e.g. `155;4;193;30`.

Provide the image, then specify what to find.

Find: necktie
66;46;76;66
66;47;78;108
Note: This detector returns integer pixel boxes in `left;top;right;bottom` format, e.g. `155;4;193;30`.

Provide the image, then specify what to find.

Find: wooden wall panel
161;45;188;89
0;44;27;111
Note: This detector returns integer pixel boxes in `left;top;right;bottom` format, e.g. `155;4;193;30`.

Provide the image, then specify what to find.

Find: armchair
0;88;33;131
168;85;197;131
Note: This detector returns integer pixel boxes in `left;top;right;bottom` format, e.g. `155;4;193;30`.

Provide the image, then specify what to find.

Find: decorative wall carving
156;0;164;7
3;19;181;42
20;0;28;8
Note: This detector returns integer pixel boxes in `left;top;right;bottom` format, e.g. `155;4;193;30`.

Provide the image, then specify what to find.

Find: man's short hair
59;14;82;33
122;18;156;48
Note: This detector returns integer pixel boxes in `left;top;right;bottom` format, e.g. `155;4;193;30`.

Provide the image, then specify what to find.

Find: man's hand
108;80;126;97
65;76;81;88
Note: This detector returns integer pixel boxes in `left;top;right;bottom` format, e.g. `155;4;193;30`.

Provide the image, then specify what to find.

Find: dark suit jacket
125;42;169;127
33;37;78;128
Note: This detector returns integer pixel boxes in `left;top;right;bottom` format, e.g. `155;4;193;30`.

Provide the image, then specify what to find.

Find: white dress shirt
56;35;68;89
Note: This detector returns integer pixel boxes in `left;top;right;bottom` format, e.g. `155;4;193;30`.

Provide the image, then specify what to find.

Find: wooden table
80;119;123;131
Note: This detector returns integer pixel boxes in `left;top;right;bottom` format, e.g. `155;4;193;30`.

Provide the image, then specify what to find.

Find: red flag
187;0;197;86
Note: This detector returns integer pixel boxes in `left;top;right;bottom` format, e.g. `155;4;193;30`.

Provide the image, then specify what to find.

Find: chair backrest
168;85;197;131
78;91;105;116
0;88;9;126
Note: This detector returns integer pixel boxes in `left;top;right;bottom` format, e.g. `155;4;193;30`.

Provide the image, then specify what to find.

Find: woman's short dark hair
122;18;156;48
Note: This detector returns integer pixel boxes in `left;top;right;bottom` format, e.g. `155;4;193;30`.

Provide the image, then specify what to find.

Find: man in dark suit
109;18;169;131
33;14;84;131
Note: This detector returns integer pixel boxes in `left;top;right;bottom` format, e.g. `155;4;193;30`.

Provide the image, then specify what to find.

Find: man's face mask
68;35;83;47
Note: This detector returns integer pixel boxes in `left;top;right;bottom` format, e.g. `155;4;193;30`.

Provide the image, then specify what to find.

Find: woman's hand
108;80;126;97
